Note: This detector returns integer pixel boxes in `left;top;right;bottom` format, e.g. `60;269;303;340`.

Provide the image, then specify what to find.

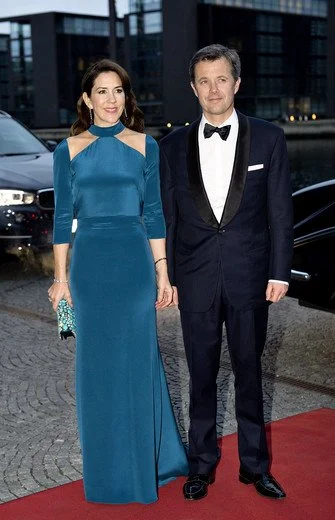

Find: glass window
10;23;32;39
257;56;283;74
11;57;21;73
10;40;20;58
129;15;138;35
310;20;326;37
130;1;162;12
22;24;31;38
0;118;47;155
310;98;326;114
59;108;77;125
0;37;8;52
0;54;9;66
310;38;326;56
60;16;109;36
63;17;73;34
23;39;32;57
256;14;282;33
144;12;162;34
308;77;326;94
74;18;83;34
0;68;9;81
116;21;124;37
255;97;281;120
199;1;327;17
257;34;282;53
257;77;282;95
10;23;19;39
309;58;326;75
24;56;33;76
96;19;109;36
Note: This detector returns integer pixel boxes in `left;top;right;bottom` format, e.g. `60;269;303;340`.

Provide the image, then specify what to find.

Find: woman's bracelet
154;257;167;267
53;278;68;283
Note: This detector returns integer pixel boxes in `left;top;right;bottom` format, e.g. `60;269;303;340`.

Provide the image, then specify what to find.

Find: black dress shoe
183;473;215;500
239;468;286;499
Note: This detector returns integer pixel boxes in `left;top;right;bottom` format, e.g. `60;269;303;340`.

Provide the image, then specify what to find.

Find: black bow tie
204;123;231;140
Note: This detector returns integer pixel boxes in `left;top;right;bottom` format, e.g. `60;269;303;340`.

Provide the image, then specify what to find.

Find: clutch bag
57;299;76;340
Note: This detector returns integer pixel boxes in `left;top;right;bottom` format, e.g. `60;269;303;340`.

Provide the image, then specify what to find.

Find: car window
293;184;335;224
0;118;48;155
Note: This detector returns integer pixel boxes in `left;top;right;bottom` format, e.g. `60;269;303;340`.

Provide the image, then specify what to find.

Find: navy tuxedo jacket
159;111;294;312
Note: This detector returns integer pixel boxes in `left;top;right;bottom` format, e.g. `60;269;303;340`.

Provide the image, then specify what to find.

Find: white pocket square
248;164;264;171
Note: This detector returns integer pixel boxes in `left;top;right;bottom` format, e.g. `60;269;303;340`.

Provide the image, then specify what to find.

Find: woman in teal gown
48;59;188;504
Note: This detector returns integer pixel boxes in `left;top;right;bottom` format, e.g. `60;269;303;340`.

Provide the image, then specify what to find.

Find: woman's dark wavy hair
71;59;144;135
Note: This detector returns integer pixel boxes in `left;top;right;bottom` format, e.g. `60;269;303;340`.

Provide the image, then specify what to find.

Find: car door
288;181;335;313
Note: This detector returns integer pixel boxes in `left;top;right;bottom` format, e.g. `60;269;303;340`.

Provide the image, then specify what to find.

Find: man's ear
234;77;241;95
83;92;92;109
191;82;198;98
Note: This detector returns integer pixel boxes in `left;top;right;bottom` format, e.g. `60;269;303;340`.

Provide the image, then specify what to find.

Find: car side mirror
45;139;58;151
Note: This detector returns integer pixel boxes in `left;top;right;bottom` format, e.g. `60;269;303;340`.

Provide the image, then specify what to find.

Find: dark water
288;138;335;193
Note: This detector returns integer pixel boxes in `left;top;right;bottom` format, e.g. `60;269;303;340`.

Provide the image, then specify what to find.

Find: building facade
158;0;332;124
0;34;9;112
1;12;120;127
124;1;163;124
0;1;334;127
197;0;328;121
121;0;334;125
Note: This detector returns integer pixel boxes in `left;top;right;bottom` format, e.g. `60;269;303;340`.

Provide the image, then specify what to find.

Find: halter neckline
89;120;125;137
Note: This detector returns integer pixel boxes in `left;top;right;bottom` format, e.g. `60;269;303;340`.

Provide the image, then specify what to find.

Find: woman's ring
48;297;52;302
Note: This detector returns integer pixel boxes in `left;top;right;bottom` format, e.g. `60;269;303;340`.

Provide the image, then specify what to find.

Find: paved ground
0;253;334;503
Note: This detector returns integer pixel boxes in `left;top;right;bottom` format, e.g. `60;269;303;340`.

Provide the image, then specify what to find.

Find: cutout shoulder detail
114;131;146;158
66;134;99;162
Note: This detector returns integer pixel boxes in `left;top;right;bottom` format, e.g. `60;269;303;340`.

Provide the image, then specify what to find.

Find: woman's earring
124;107;128;120
89;109;94;125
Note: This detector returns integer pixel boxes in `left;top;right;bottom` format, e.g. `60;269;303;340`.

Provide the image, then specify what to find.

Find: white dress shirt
198;109;288;287
198;110;238;223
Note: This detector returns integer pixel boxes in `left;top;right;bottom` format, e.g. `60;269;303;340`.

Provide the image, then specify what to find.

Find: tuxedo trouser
180;276;269;476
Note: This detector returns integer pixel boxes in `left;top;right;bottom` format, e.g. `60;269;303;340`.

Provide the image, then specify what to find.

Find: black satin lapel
220;111;250;228
187;120;218;229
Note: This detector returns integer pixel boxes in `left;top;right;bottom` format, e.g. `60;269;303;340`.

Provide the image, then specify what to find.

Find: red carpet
2;408;334;520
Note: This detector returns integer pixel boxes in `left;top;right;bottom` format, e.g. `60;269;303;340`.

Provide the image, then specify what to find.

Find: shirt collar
200;109;238;134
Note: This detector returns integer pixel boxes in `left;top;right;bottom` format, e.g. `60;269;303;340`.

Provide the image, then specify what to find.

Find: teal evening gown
53;121;188;504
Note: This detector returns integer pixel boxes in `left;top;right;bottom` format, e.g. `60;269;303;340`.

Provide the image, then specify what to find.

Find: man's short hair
189;44;241;83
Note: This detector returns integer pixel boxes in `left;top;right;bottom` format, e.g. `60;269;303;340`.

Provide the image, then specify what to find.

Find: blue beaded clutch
57;299;76;340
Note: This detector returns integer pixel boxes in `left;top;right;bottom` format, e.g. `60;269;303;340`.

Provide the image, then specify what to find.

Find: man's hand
265;282;288;303
170;286;179;306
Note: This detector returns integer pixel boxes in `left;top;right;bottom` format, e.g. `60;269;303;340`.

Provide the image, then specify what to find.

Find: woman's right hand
48;282;73;312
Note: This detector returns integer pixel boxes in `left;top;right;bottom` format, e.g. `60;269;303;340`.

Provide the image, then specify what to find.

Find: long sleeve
267;129;294;282
53;139;74;244
159;142;178;286
143;136;166;239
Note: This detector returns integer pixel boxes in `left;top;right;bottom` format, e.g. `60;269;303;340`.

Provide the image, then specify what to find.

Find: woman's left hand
155;274;173;309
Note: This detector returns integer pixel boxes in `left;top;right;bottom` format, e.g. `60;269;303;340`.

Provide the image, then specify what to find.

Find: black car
289;180;335;313
0;111;55;254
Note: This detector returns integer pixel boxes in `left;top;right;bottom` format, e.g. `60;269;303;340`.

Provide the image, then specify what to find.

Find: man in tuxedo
159;44;293;501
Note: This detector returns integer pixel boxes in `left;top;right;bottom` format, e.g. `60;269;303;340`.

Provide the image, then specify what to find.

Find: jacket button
218;229;225;234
